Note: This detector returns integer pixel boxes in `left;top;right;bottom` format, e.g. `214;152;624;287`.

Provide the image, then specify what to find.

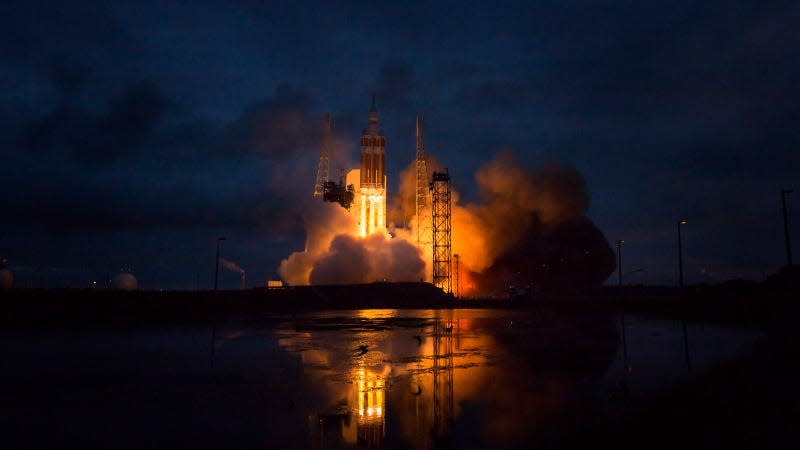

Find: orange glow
357;189;387;237
356;368;385;421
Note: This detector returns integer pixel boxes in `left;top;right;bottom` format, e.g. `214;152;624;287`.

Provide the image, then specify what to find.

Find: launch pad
312;98;454;292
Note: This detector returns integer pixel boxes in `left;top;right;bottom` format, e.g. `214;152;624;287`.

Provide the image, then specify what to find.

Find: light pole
215;237;226;291
677;220;687;289
676;219;691;371
782;189;793;267
617;239;628;370
617;240;624;289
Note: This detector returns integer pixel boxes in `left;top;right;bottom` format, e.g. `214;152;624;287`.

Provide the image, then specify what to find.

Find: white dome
111;273;137;291
0;269;12;289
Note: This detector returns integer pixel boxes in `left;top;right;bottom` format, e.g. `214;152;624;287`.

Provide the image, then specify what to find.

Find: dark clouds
6;72;324;227
49;57;90;97
22;80;172;164
373;60;416;112
224;84;316;160
1;0;798;287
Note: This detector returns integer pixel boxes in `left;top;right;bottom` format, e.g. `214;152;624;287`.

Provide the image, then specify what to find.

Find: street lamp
677;220;687;289
677;219;691;372
616;239;628;370
215;237;226;291
617;240;624;289
781;189;793;267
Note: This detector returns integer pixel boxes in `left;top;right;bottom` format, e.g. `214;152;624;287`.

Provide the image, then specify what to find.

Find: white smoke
219;257;245;274
278;200;425;285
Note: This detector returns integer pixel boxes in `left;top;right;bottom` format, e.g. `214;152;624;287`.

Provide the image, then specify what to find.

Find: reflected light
355;368;385;420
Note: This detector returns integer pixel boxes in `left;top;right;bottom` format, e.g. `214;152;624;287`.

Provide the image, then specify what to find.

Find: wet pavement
1;309;763;449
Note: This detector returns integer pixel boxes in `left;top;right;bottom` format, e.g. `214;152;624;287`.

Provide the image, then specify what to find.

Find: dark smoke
444;152;615;295
474;215;616;295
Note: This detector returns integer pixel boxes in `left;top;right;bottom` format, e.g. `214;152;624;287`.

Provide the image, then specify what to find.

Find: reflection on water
277;309;619;449
279;312;473;448
276;309;762;449
0;309;764;449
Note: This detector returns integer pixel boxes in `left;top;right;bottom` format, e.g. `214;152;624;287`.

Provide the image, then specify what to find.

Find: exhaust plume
280;150;613;295
390;151;614;295
278;200;425;285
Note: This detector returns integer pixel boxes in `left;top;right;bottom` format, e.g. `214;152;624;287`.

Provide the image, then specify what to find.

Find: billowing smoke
448;152;614;294
278;200;425;285
390;151;614;295
280;150;613;294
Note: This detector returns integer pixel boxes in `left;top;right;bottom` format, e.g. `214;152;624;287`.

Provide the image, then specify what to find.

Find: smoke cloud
447;152;613;294
451;151;591;272
219;257;245;274
278;201;425;285
388;151;613;295
280;151;613;295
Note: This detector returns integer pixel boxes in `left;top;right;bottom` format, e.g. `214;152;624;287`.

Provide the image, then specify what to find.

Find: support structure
415;116;432;268
453;254;461;299
431;169;452;293
313;113;331;198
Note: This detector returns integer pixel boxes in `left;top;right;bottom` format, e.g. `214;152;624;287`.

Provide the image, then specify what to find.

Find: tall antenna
415;116;432;269
431;169;452;294
313;113;331;198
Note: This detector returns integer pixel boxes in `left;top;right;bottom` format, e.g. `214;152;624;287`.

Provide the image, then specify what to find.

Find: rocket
360;95;386;189
357;96;387;236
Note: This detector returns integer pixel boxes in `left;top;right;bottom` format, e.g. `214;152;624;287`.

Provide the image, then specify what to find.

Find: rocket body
357;99;387;236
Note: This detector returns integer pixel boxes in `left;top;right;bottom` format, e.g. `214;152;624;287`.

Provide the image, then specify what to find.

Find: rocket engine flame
278;201;425;285
279;152;613;295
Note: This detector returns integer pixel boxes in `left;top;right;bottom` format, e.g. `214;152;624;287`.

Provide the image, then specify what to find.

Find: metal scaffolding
453;254;461;299
431;169;452;293
415;116;432;266
313;113;331;198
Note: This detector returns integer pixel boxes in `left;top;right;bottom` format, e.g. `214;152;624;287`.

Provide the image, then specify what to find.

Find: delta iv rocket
358;96;387;236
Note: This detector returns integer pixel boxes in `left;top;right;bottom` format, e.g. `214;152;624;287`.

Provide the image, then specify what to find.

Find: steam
219;257;245;274
279;151;613;294
278;201;425;285
451;152;590;273
451;153;613;294
390;151;613;295
219;257;248;289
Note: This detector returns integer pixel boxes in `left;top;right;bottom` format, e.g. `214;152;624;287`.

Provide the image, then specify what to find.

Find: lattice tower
313;113;331;198
453;254;461;299
431;169;452;293
415;116;432;266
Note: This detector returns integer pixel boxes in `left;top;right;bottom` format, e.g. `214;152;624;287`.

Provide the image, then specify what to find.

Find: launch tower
415;116;432;269
358;96;387;236
431;169;452;293
313;113;331;198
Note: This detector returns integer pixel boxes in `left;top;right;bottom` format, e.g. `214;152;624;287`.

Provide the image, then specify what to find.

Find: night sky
1;0;798;289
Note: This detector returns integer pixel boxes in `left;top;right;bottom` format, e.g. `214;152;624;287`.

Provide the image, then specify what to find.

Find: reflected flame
281;311;502;449
357;369;385;421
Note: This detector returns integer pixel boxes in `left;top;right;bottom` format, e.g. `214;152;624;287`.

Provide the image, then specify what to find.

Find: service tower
358;96;387;236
